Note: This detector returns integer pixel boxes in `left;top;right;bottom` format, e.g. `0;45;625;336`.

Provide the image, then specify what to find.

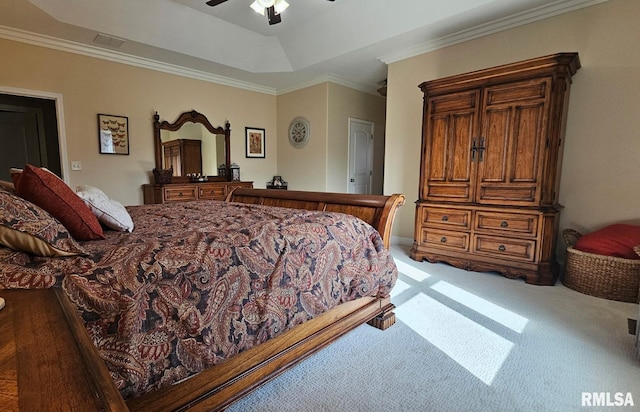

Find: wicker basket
561;229;640;303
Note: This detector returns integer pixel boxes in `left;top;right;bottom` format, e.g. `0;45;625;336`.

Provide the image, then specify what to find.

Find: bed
0;183;404;411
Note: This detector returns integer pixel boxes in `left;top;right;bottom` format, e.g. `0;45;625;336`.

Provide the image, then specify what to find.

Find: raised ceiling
0;0;607;94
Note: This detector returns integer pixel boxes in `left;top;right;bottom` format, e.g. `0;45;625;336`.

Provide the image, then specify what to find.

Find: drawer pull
500;221;508;228
498;244;506;252
440;237;447;243
178;192;183;197
441;216;449;222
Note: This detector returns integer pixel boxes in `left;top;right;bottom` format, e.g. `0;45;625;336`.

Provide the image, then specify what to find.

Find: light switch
71;161;82;171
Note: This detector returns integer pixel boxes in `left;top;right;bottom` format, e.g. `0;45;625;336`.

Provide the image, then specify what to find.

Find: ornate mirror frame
153;110;232;183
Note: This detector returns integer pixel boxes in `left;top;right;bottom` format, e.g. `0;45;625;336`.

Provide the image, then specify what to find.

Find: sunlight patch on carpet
394;258;432;281
430;281;529;333
390;278;412;298
396;293;513;385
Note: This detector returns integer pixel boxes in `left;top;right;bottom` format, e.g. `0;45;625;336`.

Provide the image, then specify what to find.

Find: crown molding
379;0;610;65
0;24;378;97
0;25;277;96
276;73;379;97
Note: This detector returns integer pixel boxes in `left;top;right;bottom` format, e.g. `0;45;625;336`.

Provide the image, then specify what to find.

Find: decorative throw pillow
76;185;134;232
14;164;104;240
0;188;86;257
0;180;15;194
574;224;640;260
9;167;22;184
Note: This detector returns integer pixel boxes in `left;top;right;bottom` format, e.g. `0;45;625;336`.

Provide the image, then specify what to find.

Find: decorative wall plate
288;117;310;148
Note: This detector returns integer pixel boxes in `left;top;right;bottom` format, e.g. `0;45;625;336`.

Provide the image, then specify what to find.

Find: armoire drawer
164;186;198;202
474;211;538;237
198;185;226;200
421;206;471;230
473;234;536;262
419;228;469;251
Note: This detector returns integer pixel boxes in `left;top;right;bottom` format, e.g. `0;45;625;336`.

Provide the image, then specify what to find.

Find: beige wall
327;83;386;194
276;83;385;192
384;0;640;257
0;38;278;206
0;35;387;203
276;84;328;191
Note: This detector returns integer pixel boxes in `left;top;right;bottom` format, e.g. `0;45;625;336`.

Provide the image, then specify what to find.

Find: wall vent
93;33;125;48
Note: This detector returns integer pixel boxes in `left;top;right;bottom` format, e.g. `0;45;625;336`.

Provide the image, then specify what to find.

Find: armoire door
164;145;182;176
422;90;480;203
475;78;552;206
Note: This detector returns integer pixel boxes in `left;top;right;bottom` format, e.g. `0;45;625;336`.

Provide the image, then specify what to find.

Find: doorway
348;118;374;194
0;88;66;181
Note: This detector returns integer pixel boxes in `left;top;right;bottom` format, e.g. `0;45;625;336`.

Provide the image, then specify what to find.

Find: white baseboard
391;236;413;247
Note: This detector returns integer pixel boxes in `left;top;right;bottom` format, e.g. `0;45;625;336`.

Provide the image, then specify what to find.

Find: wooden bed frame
56;188;405;411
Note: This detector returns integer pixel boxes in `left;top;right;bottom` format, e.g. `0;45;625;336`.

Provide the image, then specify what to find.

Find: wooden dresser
409;53;580;285
143;180;253;204
0;289;126;411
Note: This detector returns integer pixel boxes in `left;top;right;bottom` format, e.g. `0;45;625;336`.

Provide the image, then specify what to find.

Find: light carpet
227;245;639;412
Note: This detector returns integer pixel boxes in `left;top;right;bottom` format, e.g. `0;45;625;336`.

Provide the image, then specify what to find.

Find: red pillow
574;224;640;260
14;164;104;240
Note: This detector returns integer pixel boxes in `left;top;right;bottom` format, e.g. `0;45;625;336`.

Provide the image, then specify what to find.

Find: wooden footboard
127;296;396;411
125;190;406;411
226;188;406;249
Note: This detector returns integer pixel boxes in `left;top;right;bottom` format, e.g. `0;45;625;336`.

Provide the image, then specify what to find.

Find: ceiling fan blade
205;0;228;6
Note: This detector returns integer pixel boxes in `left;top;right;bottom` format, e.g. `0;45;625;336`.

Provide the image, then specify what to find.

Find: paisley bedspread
0;200;397;400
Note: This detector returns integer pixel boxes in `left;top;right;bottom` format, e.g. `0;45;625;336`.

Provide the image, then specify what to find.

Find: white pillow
76;185;134;232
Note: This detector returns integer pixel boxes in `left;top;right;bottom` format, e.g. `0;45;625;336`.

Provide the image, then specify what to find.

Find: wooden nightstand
0;289;127;411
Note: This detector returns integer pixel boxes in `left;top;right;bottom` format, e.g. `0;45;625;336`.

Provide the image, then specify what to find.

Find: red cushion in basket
574;224;640;260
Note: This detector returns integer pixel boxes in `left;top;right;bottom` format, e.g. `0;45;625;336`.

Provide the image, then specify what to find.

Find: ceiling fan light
274;0;289;14
250;1;265;15
256;0;275;8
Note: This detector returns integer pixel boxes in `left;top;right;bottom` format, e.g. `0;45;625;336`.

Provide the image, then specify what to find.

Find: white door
348;118;374;194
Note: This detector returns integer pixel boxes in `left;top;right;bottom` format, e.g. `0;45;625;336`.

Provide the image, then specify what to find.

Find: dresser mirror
153;110;231;183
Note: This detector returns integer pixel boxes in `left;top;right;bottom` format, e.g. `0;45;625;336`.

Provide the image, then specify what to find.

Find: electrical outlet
71;161;82;171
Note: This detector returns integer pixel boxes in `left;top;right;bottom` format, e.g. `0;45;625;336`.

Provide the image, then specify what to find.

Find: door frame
347;117;374;194
0;86;70;183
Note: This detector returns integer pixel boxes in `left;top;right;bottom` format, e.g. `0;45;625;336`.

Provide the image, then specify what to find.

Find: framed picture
245;127;265;158
98;114;129;155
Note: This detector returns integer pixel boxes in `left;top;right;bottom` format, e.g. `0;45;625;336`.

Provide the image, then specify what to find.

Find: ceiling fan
206;0;335;26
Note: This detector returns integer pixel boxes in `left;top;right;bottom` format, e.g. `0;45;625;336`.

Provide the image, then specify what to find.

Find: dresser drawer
227;182;254;192
419;228;469;251
474;211;538;236
473;234;536;262
421;206;471;230
164;186;198;202
198;185;226;200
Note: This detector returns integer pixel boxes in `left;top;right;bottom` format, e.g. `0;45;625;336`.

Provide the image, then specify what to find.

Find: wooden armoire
162;139;202;177
409;53;580;285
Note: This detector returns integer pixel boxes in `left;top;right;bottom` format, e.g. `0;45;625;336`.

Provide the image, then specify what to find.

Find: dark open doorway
0;93;61;181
